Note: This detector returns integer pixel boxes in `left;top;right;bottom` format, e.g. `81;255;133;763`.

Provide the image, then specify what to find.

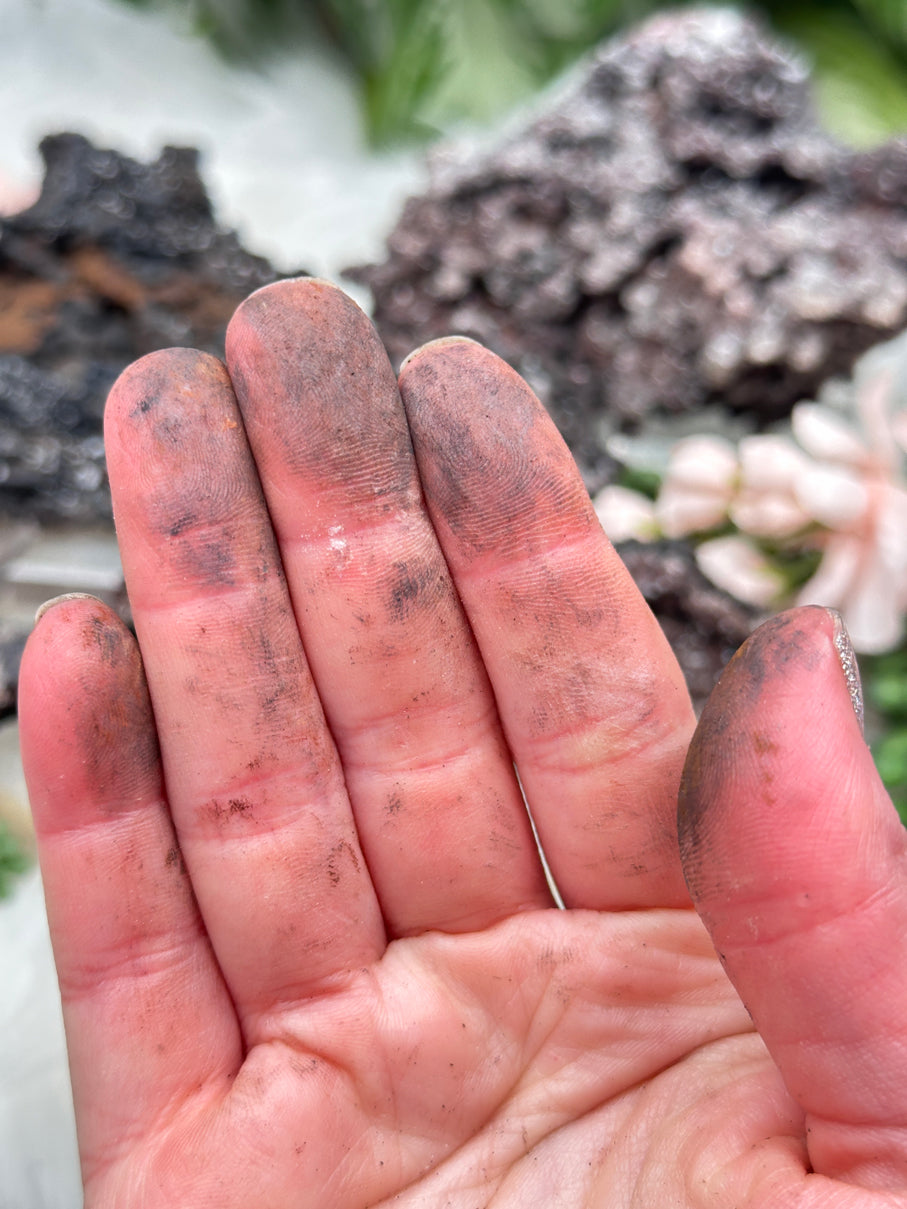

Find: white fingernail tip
34;592;102;625
400;336;481;371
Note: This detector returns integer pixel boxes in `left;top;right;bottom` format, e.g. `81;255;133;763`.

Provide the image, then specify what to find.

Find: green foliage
767;0;907;146
0;819;30;899
760;544;823;597
616;465;662;501
864;647;907;718
110;0;907;145
852;0;907;53
862;645;907;824
117;0;311;56
314;0;655;144
868;728;907;824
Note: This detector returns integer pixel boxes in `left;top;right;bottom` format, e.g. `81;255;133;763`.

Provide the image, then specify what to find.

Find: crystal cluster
0;133;294;521
352;8;907;495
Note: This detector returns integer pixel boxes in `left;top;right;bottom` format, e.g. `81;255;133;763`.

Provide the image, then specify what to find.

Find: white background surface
0;2;424;1203
0;0;424;281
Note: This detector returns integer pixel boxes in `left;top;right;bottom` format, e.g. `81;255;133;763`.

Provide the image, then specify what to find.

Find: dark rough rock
0;132;300;521
350;7;907;496
617;539;760;711
0;630;27;718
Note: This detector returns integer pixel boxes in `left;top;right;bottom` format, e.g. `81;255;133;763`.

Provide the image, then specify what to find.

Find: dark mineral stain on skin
403;386;482;535
71;606;162;803
167;512;198;539
227;281;415;498
204;797;257;827
325;838;361;887
399;341;594;560
752;731;778;756
678;608;825;863
386;559;446;624
116;350;263;591
164;845;187;875
182;536;238;588
727;610;822;702
131;393;158;418
83;613;123;665
400;353;520;554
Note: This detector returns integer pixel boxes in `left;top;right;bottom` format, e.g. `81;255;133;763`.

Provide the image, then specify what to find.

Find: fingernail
829;609;864;733
400;335;481;371
35;592;102;625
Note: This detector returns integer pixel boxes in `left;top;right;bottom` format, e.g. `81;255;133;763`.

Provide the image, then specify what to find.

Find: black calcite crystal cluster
0;132;294;521
351;8;907;495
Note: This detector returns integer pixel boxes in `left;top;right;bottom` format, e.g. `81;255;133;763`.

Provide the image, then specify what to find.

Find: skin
17;278;907;1207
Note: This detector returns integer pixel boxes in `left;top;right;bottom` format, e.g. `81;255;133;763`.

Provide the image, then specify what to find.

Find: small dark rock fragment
0;630;27;718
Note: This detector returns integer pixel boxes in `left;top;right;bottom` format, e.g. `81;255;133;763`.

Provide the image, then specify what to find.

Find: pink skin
18;279;907;1206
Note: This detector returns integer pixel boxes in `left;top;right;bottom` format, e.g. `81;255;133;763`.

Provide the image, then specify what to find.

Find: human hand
19;279;907;1205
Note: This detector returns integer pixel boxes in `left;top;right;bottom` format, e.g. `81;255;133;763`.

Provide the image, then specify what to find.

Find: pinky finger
19;596;239;1184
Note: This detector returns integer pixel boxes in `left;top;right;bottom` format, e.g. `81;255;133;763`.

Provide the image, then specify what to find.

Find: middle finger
225;279;552;935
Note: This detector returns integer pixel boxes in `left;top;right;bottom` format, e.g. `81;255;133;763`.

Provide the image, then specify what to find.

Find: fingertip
22;594;129;749
105;345;226;411
20;596;159;830
24;591;129;674
397;336;513;411
680;608;854;848
678;604;894;926
224;276;409;513
399;334;486;374
224;276;395;419
34;590;103;626
104;347;231;479
398;334;594;565
224;276;367;365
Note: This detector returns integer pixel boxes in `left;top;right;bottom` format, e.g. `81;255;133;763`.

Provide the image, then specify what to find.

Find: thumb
679;606;907;1193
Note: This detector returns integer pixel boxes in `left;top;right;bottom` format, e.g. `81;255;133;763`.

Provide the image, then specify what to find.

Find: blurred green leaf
415;1;541;130
869;727;907;824
851;0;907;53
868;677;907;721
767;1;907;145
758;543;823;595
358;3;449;144
864;646;907;715
0;820;29;899
107;1;907;146
617;466;662;500
858;644;907;823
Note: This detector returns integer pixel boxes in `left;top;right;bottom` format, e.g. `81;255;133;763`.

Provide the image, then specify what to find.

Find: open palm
19;281;907;1206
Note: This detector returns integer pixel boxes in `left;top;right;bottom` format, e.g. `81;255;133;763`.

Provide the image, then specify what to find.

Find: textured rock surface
0;132;297;521
351;7;907;494
618;539;759;710
0;633;26;716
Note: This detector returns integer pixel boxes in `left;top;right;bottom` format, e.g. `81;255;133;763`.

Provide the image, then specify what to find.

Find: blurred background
64;0;907;149
4;1;907;1205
